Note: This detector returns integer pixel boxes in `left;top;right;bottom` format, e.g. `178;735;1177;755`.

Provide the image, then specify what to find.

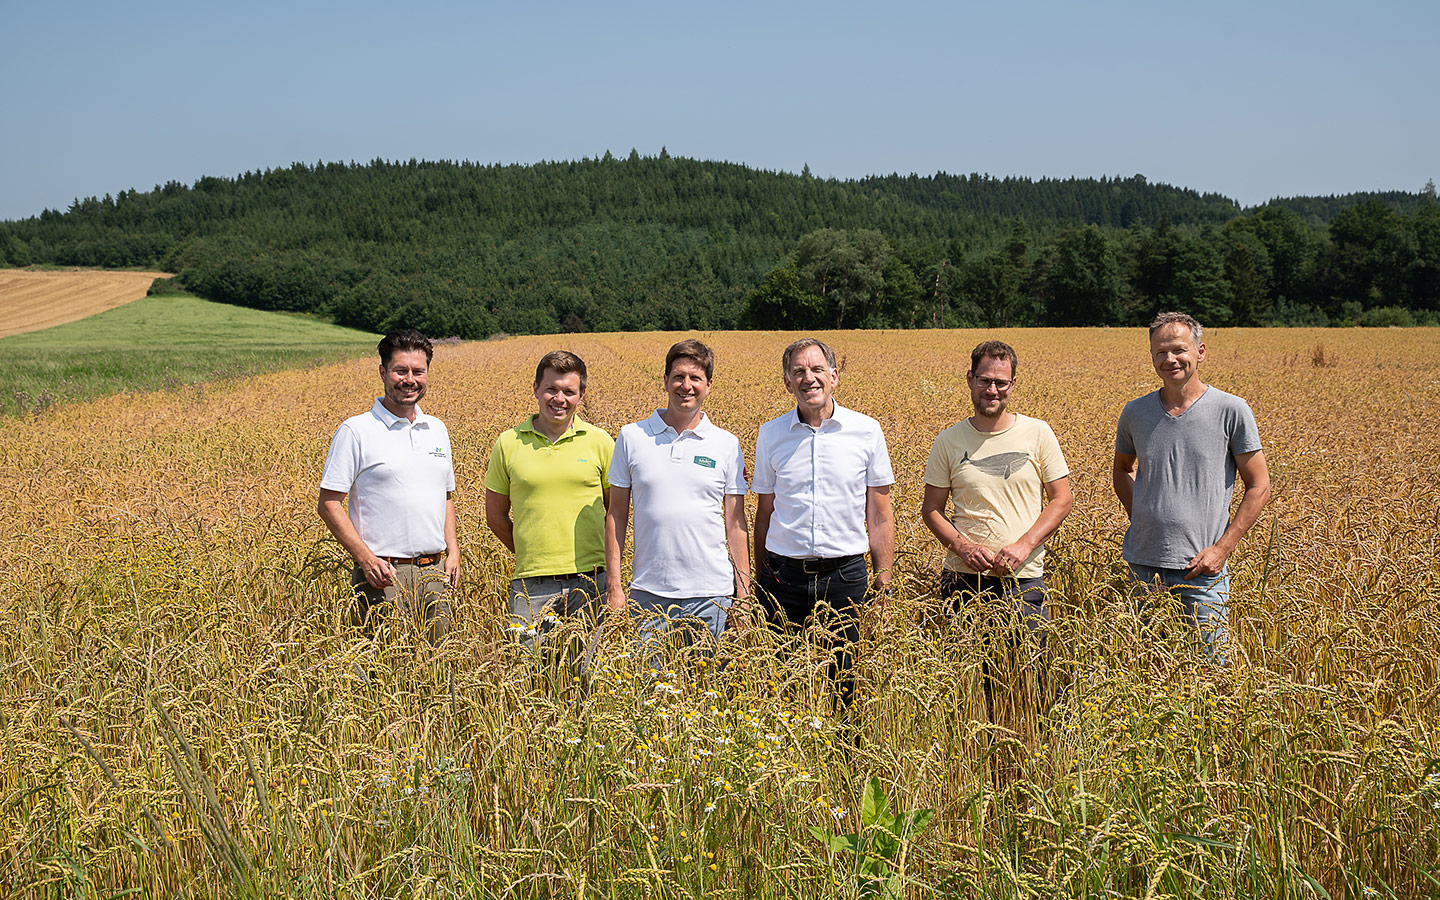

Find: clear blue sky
2;0;1434;221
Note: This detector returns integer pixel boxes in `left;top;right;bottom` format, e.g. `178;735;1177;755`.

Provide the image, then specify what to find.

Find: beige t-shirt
923;414;1069;579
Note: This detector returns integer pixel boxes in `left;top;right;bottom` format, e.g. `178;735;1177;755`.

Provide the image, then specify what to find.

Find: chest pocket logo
692;455;717;468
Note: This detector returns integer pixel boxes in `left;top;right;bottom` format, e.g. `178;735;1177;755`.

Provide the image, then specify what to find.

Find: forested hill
1;154;1435;334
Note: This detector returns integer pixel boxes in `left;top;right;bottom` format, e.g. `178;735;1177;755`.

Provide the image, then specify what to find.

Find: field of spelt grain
2;328;1437;899
0;269;170;338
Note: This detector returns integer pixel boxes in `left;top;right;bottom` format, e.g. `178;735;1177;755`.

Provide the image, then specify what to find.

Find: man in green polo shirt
485;350;614;646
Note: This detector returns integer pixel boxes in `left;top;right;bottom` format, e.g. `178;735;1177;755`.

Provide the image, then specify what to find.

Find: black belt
768;552;863;575
383;552;445;566
543;567;606;581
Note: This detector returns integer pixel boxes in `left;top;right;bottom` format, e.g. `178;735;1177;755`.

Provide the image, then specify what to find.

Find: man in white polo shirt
605;339;749;649
752;337;895;709
318;329;458;644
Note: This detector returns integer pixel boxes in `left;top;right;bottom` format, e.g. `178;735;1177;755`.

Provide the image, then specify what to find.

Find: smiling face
380;349;429;415
533;367;584;434
783;344;838;418
665;357;711;415
1149;322;1206;389
967;355;1015;421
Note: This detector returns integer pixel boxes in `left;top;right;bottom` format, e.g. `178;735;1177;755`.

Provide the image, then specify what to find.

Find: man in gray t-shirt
1113;312;1271;661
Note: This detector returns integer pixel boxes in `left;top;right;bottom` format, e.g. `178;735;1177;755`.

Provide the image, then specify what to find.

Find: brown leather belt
383;552;445;567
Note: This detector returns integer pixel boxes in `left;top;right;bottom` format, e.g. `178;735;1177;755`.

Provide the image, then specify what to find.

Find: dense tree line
1;154;1434;335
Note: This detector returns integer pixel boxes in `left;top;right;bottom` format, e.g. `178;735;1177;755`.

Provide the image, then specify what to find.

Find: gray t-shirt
1115;387;1262;569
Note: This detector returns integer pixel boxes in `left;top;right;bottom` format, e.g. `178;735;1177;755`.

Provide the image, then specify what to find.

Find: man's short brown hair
970;340;1018;377
666;339;715;380
1149;311;1203;344
534;350;588;391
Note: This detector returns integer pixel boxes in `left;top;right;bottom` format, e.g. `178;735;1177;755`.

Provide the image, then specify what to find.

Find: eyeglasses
972;376;1013;391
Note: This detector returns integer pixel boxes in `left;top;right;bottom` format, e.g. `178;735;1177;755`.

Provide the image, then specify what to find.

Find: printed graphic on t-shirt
958;450;1029;479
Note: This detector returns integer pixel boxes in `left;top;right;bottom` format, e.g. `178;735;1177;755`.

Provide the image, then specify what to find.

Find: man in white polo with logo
318;329;458;644
604;339;749;648
753;337;894;710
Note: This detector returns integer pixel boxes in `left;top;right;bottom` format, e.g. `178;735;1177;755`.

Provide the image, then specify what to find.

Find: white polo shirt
752;402;893;559
320;399;455;558
609;410;748;598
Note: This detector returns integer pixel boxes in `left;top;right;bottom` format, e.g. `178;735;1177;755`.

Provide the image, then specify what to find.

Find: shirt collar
790;401;847;431
517;415;589;441
371;398;429;429
644;409;713;437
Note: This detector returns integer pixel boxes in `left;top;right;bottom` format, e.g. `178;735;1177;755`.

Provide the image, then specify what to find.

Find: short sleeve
866;425;895;487
1114;406;1136;456
726;436;748;495
922;434;952;488
1229;401;1262;456
483;435;511;495
597;430;615;490
320;423;360;493
750;426;775;494
607;429;633;489
1036;422;1070;482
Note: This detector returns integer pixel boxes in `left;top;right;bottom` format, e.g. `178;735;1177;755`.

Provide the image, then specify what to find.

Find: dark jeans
937;570;1050;718
937;571;1048;633
757;552;868;710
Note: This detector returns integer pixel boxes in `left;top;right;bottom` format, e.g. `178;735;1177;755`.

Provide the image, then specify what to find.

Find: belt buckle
801;557;823;574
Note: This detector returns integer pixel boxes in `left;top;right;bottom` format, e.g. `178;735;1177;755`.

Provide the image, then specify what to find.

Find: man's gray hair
781;338;837;376
1149;311;1203;344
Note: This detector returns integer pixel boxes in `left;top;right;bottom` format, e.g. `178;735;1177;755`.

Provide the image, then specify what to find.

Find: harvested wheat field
2;328;1437;898
0;268;170;337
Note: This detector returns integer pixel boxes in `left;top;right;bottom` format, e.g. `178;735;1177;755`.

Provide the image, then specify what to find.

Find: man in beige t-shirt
921;340;1073;633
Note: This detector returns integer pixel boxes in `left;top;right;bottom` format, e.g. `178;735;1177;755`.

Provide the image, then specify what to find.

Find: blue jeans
627;588;731;644
1127;564;1230;663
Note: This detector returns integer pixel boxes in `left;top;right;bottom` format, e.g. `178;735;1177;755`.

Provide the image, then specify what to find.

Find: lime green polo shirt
484;416;614;579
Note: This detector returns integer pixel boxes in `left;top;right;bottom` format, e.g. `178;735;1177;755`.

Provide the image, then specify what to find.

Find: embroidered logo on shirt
429;447;448;458
693;455;717;468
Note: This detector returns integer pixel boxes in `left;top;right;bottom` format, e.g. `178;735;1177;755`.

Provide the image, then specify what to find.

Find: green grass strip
1;293;377;415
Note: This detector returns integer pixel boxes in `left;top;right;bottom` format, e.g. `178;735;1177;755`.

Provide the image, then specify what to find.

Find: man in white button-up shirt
752;338;894;709
318;330;459;644
605;339;750;649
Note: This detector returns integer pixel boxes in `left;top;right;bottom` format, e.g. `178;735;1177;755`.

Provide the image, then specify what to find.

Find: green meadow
1;293;378;415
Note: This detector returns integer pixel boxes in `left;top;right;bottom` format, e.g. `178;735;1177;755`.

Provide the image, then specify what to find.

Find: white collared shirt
609;410;748;598
752;402;893;558
320;399;455;557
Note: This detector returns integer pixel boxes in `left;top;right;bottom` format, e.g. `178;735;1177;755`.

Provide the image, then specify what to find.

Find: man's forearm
869;525;895;582
1014;490;1073;556
484;490;516;553
753;496;773;572
603;513;627;589
725;503;751;601
1112;470;1134;518
867;506;895;587
1217;482;1271;554
444;497;459;555
318;495;375;564
923;509;969;554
